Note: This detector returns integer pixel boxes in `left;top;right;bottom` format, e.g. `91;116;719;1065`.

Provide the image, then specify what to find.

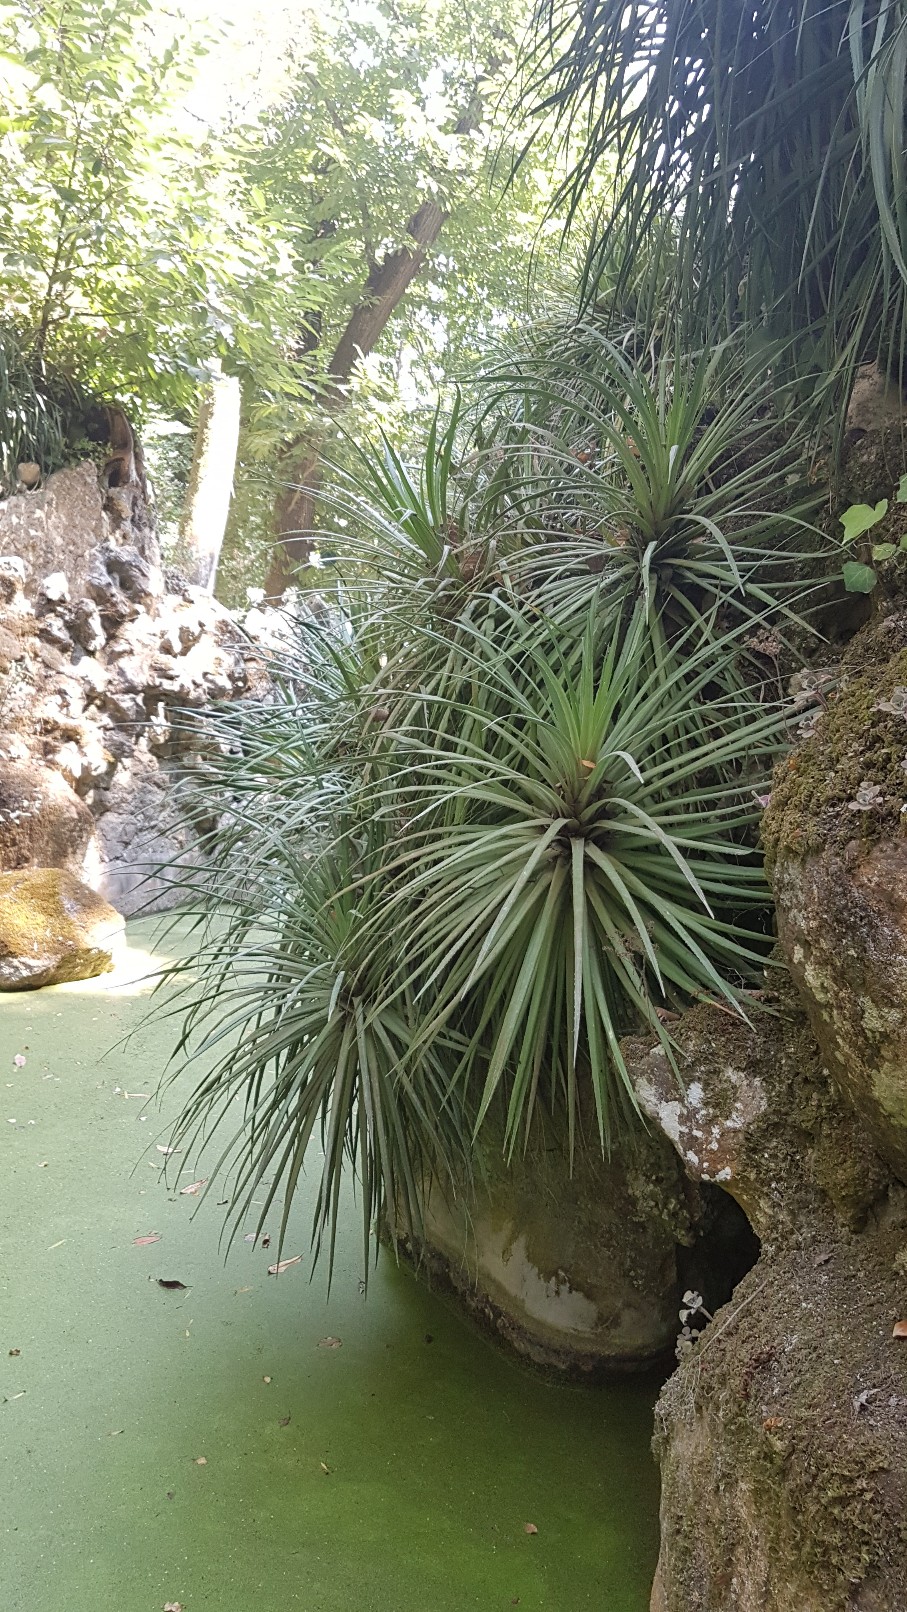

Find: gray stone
0;759;98;878
70;598;105;653
0;463;108;597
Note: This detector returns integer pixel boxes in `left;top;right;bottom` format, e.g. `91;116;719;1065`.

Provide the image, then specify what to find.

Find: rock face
399;1127;695;1377
774;843;907;1183
627;990;907;1612
0;867;125;989
0;460;274;913
0;758;98;879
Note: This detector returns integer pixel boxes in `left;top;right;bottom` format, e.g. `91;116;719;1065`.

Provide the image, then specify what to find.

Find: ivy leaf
897;475;907;504
842;560;878;593
840;501;889;542
872;542;897;560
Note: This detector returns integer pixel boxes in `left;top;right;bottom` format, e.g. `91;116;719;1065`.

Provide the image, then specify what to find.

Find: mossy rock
0;867;124;990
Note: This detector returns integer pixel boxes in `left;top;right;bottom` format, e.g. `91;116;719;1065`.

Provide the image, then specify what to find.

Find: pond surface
1;918;660;1612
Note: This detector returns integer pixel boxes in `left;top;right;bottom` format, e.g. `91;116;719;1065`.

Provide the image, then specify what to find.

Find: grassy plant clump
160;316;837;1270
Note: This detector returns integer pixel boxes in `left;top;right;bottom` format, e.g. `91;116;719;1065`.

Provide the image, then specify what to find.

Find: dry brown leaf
267;1255;303;1276
261;1233;271;1248
278;1414;291;1428
263;1375;271;1384
579;759;595;770
317;1336;342;1349
524;1523;538;1536
157;1279;189;1292
180;1179;207;1197
893;1320;907;1338
133;1234;161;1247
8;1348;20;1357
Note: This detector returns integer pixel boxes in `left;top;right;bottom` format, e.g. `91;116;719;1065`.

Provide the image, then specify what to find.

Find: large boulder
0;759;98;879
397;1127;693;1377
627;988;907;1612
0;867;124;989
764;609;907;1183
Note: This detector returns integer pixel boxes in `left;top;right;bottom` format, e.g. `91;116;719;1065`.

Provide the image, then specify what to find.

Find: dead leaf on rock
893;1320;907;1339
156;1279;189;1292
194;1456;207;1466
268;1255;303;1276
524;1523;538;1535
317;1336;342;1349
133;1234;161;1247
180;1180;207;1197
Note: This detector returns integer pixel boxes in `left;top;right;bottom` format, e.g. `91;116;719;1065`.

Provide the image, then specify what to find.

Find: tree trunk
180;371;242;594
264;200;447;598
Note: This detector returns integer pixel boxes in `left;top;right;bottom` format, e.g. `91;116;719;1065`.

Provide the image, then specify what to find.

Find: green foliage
0;324;65;487
517;0;907;427
841;502;890;543
160;319;827;1265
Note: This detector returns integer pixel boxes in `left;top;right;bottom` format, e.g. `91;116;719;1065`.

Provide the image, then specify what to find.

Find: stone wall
0;460;267;914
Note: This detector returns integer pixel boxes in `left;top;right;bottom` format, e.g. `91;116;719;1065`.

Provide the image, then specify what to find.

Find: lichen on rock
0;866;124;989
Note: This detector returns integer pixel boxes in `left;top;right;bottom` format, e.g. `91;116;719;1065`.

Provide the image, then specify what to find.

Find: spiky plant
518;0;907;424
162;582;789;1268
0;325;65;489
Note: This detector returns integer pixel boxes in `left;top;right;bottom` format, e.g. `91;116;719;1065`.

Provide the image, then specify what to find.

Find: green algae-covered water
1;918;660;1612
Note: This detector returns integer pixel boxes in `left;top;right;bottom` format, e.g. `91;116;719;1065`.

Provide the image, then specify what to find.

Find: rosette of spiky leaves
361;603;785;1161
161;817;470;1283
470;328;832;655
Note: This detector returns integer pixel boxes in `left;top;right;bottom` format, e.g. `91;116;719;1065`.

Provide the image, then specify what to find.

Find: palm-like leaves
519;0;907;418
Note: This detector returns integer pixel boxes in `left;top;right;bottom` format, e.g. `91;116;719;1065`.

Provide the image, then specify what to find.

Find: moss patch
764;621;907;864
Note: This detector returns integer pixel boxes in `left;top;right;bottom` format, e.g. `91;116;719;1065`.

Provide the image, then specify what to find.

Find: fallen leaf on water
268;1255;303;1276
166;1491;174;1501
263;1376;271;1384
317;1336;342;1349
4;1391;26;1402
108;1428;124;1437
320;1461;331;1474
180;1180;207;1197
194;1456;207;1466
163;1602;183;1610
13;1055;25;1068
156;1279;189;1292
234;1286;253;1294
279;1414;291;1428
893;1320;907;1338
243;1234;256;1244
261;1234;271;1248
38;1160;47;1168
8;1349;20;1357
524;1523;538;1536
47;1239;66;1251
133;1234;161;1247
156;1145;180;1156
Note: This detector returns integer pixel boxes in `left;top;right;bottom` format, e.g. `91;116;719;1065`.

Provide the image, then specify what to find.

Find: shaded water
1;919;660;1611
